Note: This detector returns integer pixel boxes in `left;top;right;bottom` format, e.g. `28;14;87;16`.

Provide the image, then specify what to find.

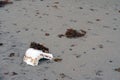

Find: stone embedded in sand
30;42;49;53
65;28;86;38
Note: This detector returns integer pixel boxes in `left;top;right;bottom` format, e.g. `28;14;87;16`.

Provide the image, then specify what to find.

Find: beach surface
0;0;120;80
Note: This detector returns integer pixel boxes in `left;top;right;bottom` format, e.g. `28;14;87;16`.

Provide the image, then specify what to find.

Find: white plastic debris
23;48;53;66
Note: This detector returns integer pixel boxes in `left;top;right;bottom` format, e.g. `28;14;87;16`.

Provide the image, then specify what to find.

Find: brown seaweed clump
0;0;13;7
114;68;120;72
9;53;15;57
54;58;62;62
65;28;86;38
30;42;49;53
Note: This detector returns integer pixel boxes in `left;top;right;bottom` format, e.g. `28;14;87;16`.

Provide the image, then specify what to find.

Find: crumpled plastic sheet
23;48;53;66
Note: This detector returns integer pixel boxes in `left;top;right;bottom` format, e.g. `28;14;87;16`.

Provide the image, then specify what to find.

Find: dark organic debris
59;73;66;78
4;72;9;75
58;34;64;38
25;28;29;31
69;48;72;51
45;33;50;36
54;2;59;4
79;7;83;9
109;60;113;63
12;45;16;47
65;28;86;38
76;55;81;58
14;0;21;1
96;19;101;21
58;28;86;38
54;58;62;62
0;43;3;46
0;0;13;7
113;28;117;30
11;72;18;76
95;70;103;76
118;10;120;13
98;44;103;48
83;51;87;54
114;68;120;72
16;30;21;33
9;53;15;57
70;44;76;47
52;5;58;9
30;42;49;53
92;48;96;50
4;72;18;76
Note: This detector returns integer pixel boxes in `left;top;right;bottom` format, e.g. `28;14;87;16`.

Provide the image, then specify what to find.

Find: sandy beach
0;0;120;80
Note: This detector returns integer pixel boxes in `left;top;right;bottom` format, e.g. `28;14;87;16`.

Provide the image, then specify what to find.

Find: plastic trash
23;48;53;66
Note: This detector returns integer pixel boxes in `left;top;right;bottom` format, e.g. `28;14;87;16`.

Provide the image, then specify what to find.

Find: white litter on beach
23;48;53;66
